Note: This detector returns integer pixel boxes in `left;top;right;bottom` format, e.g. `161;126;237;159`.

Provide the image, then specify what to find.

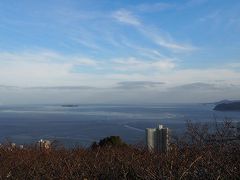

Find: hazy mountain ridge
214;101;240;111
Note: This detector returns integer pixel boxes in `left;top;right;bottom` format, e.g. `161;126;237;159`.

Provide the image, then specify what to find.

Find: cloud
1;61;240;104
0;51;99;66
132;1;208;13
140;27;196;52
0;51;60;62
112;9;141;26
0;50;101;87
112;9;196;52
118;38;167;60
27;86;97;90
113;57;176;72
0;85;97;91
0;85;19;90
199;11;220;22
152;61;176;70
183;0;208;8
228;63;240;68
161;82;240;103
115;81;165;89
170;82;221;91
0;49;240;105
70;36;102;51
136;2;174;12
169;69;240;85
136;0;208;12
198;6;240;31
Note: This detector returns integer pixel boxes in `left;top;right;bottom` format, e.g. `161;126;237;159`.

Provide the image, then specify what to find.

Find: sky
0;0;240;104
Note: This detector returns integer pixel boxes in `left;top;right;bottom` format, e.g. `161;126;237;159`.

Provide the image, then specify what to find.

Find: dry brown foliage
0;121;239;179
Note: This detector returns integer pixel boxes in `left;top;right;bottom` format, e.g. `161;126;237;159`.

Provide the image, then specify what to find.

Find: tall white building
237;122;240;138
146;125;170;152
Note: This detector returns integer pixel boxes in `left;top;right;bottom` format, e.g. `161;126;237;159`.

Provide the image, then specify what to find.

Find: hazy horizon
0;0;240;104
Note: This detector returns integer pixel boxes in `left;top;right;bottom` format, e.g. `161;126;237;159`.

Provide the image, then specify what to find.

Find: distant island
61;104;79;107
214;101;240;111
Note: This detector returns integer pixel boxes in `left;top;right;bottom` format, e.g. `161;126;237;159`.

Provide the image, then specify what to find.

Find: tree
91;136;127;149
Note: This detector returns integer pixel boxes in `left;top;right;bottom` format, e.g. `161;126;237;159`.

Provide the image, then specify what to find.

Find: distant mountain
214;101;240;111
203;99;240;106
214;100;235;105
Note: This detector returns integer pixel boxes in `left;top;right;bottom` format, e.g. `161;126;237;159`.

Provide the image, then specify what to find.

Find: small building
146;124;170;152
36;139;51;150
11;143;16;148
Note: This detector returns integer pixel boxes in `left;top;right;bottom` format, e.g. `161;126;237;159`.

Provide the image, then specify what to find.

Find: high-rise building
237;122;240;139
146;125;170;152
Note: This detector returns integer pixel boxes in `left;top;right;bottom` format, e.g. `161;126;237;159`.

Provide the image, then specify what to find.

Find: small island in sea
214;101;240;111
61;104;79;107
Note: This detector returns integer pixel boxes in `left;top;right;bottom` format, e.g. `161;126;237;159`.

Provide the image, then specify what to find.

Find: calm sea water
0;104;240;147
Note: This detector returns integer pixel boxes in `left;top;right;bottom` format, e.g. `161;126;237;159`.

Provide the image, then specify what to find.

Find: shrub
91;136;128;149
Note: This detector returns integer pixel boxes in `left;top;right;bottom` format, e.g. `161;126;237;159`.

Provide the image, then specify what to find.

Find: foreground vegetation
0;121;239;179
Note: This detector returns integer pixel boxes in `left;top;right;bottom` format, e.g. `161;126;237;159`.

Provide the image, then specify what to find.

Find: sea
0;103;240;148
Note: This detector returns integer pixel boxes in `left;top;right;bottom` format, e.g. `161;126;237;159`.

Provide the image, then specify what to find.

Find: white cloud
152;61;176;70
162;68;240;87
199;11;220;22
115;81;165;89
113;57;176;72
0;51;61;62
0;60;72;86
112;9;141;26
136;2;174;12
119;38;167;60
72;57;98;66
0;50;240;104
179;0;209;10
0;51;100;87
0;50;99;66
227;63;240;68
112;9;196;52
140;27;196;52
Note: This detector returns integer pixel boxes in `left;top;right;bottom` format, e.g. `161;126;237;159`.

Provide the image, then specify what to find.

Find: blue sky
0;0;240;104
